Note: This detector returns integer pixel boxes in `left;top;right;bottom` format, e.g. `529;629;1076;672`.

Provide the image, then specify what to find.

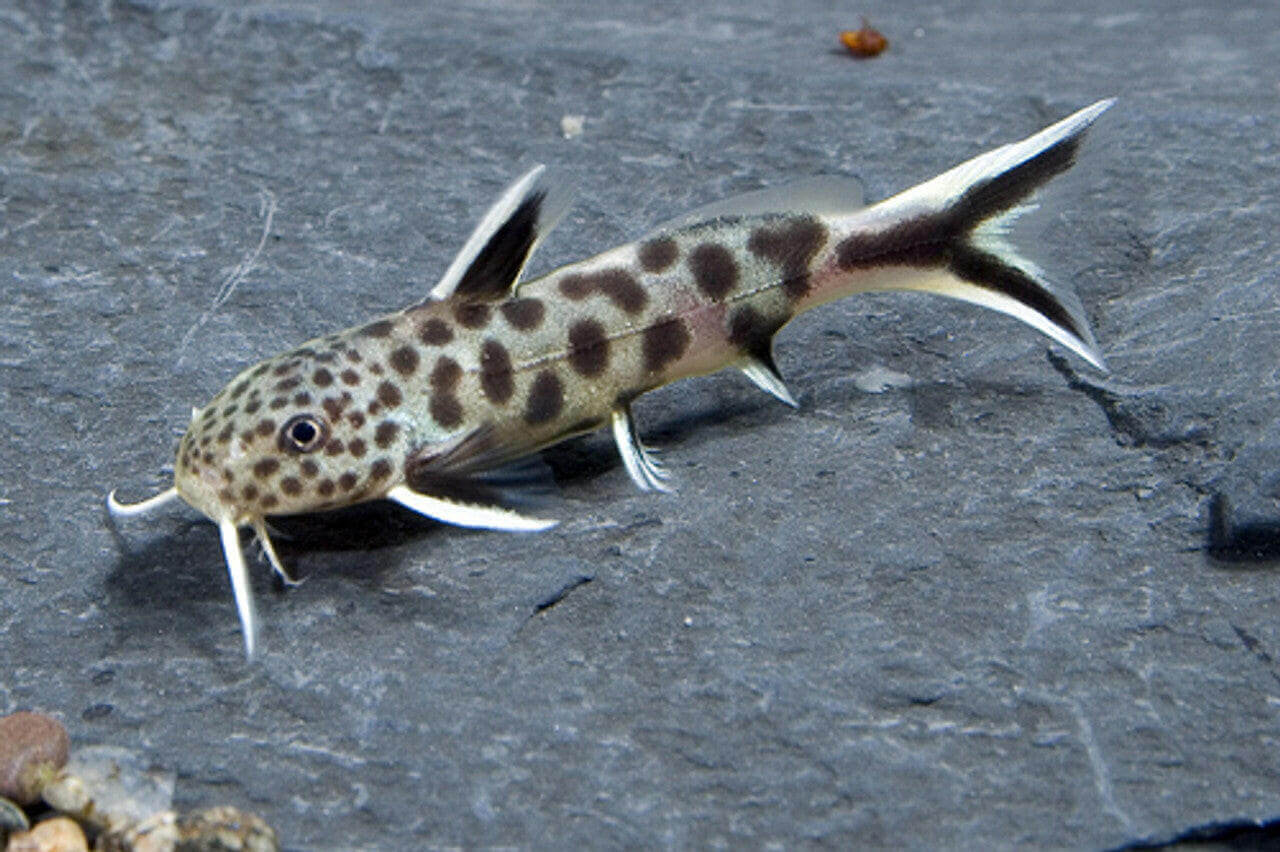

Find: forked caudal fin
835;99;1114;371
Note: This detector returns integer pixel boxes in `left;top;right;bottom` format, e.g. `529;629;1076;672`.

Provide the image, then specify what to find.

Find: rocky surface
2;0;1278;848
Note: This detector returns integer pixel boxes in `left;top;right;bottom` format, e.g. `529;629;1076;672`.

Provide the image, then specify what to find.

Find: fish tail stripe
838;100;1112;370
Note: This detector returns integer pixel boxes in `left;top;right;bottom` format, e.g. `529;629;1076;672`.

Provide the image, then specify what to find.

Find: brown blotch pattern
301;460;320;478
376;380;403;409
338;472;358;491
361;319;395;338
313;368;334;387
340;369;360;386
260;494;279;510
747;216;829;301
642;316;691;373
429;356;464;428
375;421;400;448
390;346;419;377
275;376;302;392
499;298;545;331
370;459;392;481
217;424;234;444
293;392;311;407
567;318;610;377
322;397;344;420
347;411;366;428
727;305;780;351
419;318;454;346
558;268;647;315
318;479;336;497
638;236;679;273
454;302;491;329
255;419;276;437
253;458;280;479
281;477;303;496
479;340;515;404
349;438;367;458
524;370;564;425
689;243;738;300
242;484;259;502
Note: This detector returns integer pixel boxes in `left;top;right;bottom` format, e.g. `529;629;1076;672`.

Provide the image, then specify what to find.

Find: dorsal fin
427;165;572;303
647;175;865;235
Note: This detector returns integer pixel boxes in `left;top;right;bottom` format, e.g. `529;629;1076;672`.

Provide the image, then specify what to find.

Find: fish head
173;337;410;523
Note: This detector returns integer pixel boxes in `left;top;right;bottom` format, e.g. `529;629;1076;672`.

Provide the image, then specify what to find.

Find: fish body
113;100;1113;657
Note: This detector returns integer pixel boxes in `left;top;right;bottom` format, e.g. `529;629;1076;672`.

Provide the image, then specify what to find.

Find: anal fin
611;405;672;493
740;355;798;408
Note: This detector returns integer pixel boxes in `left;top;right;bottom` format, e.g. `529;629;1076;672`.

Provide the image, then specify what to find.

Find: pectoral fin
386;484;558;532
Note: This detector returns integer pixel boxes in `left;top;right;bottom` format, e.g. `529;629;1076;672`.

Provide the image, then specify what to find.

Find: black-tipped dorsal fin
427;165;572;303
648;176;864;236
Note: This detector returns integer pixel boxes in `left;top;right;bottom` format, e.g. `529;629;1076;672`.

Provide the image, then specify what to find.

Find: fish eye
279;414;327;454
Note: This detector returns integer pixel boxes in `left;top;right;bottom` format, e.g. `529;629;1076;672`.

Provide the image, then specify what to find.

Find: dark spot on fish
348;438;367;458
370;459;392;481
218;488;233;503
367;401;382;416
559;268;647;314
639;236;679;273
345;349;363;364
256;419;276;437
230;380;251;399
340;369;360;386
377;380;402;409
375;421;400;448
429;356;464;428
281;477;302;496
221;405;237;418
272;362;294;377
419;318;454;346
689;243;738;300
748;216;828;300
293;392;312;407
479;340;514;404
390;346;419;377
253;458;279;479
727;305;781;351
269;397;289;410
242;484;259;501
313;368;334;387
500;298;545;331
338;472;358;491
567;318;610;377
642;316;691;373
322;396;344;421
317;479;336;497
361;319;395;338
301;459;320;478
325;438;346;457
244;398;261;415
260;494;279;510
347;411;365;428
217;424;234;444
454;302;491;329
524;370;564;424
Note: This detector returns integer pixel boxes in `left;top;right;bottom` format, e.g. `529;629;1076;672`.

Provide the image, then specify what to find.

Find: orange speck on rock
840;19;888;58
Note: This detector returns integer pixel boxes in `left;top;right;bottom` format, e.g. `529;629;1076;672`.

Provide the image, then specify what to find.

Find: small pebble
96;811;178;852
41;747;173;835
177;806;279;852
5;817;88;852
1;796;30;835
0;713;70;806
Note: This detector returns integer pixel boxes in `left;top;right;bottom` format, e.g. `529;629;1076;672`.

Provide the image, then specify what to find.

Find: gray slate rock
2;0;1279;848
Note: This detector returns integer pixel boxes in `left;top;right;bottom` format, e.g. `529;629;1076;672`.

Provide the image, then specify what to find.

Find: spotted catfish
110;100;1113;657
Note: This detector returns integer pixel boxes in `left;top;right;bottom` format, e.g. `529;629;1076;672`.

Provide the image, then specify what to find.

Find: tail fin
838;99;1113;371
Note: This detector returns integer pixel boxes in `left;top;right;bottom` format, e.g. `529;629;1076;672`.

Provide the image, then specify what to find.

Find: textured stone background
2;1;1278;848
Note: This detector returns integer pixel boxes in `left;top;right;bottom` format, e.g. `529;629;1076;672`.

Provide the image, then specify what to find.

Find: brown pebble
0;712;69;806
5;816;88;852
178;805;280;852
